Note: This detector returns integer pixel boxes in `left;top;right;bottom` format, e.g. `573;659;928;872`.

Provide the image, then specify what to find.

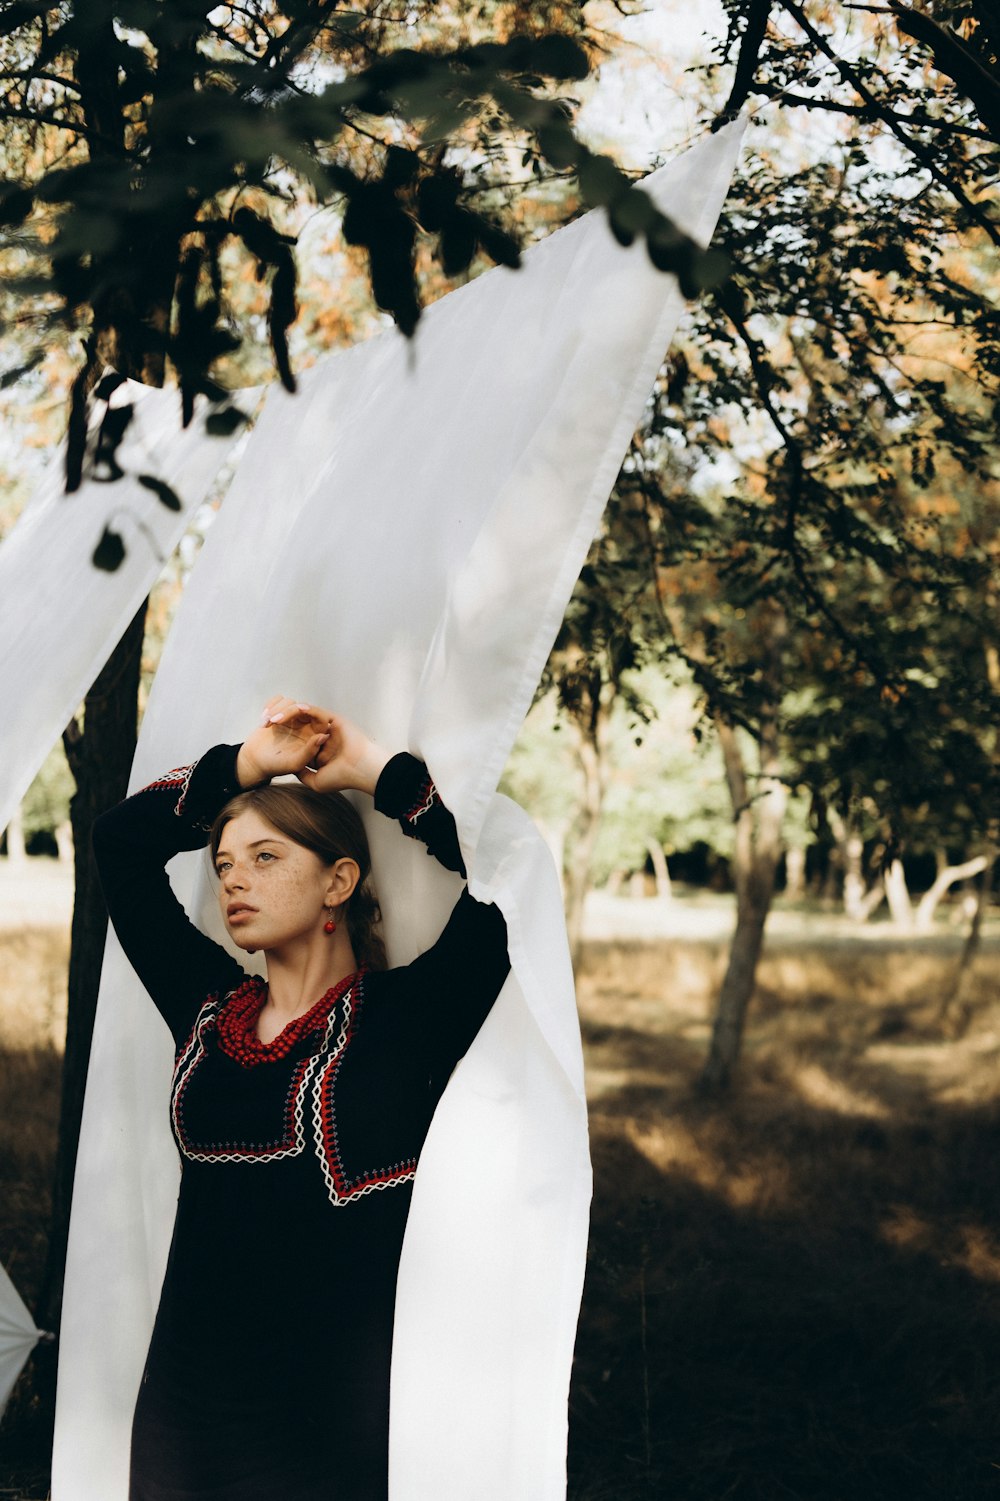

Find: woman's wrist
236;744;269;789
351;743;393;797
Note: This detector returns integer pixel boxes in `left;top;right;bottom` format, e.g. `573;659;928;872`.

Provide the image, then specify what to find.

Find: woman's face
214;808;336;953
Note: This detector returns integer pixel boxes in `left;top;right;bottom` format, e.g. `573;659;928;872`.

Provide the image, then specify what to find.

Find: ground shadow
570;940;1000;1501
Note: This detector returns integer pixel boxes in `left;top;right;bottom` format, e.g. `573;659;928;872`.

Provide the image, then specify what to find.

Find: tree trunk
564;720;606;970
35;603;146;1332
827;807;869;919
857;876;886;922
33;0;182;1343
536;819;566;899
702;899;771;1091
884;857;913;929
784;844;805;900
5;803;27;863
56;819;74;864
914;854;989;932
699;706;787;1094
939;830;998;1036
645;838;672;900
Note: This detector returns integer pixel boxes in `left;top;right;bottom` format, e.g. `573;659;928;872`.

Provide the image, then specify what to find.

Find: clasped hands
236;695;391;796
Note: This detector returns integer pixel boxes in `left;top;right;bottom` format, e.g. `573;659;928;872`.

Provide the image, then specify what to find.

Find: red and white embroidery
170;992;342;1165
170;977;414;1204
138;762;197;819
405;777;438;825
311;996;418;1206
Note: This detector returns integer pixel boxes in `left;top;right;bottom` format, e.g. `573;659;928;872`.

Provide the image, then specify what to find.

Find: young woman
93;695;510;1501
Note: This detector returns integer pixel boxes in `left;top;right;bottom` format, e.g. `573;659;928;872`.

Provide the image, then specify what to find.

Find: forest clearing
3;887;998;1500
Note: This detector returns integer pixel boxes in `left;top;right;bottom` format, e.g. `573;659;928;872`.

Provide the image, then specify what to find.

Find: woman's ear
325;857;361;908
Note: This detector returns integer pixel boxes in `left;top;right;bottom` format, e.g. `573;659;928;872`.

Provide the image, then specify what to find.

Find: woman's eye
216;862;230;875
257;851;276;863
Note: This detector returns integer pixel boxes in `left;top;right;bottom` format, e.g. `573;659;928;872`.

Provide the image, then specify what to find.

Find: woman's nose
223;866;247;891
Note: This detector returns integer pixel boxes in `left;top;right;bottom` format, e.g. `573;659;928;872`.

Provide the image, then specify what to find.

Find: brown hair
209;784;387;972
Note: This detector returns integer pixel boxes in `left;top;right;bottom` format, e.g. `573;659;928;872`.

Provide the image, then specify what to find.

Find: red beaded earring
323;906;336;935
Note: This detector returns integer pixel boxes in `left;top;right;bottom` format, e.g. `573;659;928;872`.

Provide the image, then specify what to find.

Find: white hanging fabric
38;118;746;1499
0;1261;41;1420
0;383;260;836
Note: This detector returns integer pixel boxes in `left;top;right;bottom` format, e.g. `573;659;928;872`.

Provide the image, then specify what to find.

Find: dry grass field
2;914;999;1499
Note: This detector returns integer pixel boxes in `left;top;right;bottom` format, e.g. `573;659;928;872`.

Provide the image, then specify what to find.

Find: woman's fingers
261;696;333;736
260;694;290;725
296;734;335;786
297;731;330;772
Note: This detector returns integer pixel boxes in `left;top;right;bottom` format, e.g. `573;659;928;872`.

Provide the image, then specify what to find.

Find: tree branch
889;1;1000;141
721;0;773;118
752;80;994;139
0;103;99;140
0;69;83;95
777;0;1000;248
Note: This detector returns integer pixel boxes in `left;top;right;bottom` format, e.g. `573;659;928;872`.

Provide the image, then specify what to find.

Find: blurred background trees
531;0;999;1086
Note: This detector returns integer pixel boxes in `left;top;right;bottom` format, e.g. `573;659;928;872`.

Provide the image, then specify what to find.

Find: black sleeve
92;744;249;1044
374;753;510;1072
373;752;467;874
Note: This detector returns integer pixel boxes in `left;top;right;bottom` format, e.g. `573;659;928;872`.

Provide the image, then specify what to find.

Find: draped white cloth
0;382;260;839
0;1261;41;1419
25;117;744;1500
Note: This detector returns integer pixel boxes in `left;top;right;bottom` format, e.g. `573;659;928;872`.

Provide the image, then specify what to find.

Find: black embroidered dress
93;745;510;1501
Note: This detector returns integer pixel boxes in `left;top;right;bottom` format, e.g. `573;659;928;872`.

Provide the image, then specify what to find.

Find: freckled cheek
258;867;321;923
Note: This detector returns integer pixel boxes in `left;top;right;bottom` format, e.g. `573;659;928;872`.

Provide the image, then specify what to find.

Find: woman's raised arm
92;744;250;1044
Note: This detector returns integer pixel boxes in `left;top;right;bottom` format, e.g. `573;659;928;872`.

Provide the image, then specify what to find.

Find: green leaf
205;406;248;437
92;527;126;572
526;36;590;82
138;474;182;510
441;212;477;275
0;181;34;228
578;153;626;209
610;189;656;239
477;220;521;270
326;10;364;32
686;247;731;293
537;124;578;172
93;372;127;402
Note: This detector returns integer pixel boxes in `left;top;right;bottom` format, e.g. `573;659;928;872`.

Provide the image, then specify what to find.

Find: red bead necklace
216;970;362;1068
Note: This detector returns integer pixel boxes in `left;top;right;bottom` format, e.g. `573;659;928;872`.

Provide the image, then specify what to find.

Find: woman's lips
227;904;257;922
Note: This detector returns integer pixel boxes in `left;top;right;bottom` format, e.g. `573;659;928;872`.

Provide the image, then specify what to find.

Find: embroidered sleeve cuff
374;753;465;874
373;752;437;824
138;743;244;830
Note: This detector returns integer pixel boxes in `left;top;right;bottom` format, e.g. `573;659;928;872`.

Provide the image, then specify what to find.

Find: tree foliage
562;1;999;858
0;0;724;491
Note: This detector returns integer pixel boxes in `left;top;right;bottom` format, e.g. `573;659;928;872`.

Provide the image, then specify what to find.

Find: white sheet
41;117;746;1499
0;383;260;834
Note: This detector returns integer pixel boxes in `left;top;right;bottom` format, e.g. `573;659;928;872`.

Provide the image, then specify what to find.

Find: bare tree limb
752;80;994;139
889;1;1000;141
722;0;773;117
777;0;1000;247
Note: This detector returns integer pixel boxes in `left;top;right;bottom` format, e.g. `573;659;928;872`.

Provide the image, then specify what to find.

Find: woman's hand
236;697;332;787
299;711;391;796
236;697;390;796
